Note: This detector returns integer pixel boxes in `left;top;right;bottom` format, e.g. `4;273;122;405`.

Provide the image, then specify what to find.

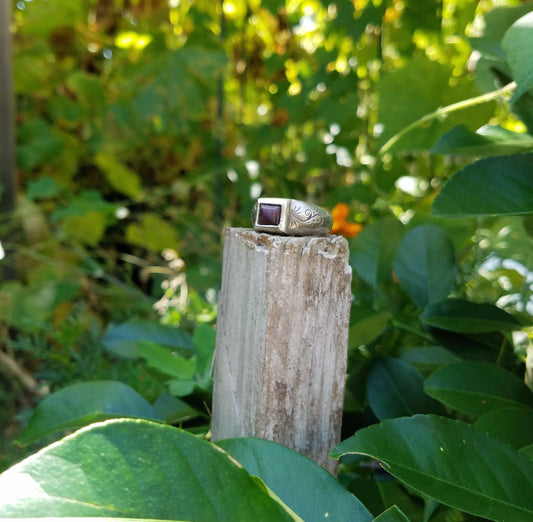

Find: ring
251;198;333;236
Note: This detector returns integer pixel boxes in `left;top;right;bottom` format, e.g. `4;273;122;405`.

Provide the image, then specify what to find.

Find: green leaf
377;57;494;152
350;217;403;287
95;153;143;199
16;381;163;446
392;225;457;308
432;153;533;218
193;324;216;376
475;407;533;450
102;320;193;358
373;505;411;522
398;346;460;373
469;4;533;59
367;357;444;421
217;438;373;522
331;415;533;521
1;420;297;520
126;213;180;253
51;189;115;221
502;12;533;102
349;312;392;348
431;124;533;156
420;298;521;333
62;210;109;246
139;340;195;380
152;392;199;424
16;119;64;171
26;177;64;200
424;361;533;416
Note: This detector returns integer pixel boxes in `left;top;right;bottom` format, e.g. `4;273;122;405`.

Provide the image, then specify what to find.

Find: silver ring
251;198;333;236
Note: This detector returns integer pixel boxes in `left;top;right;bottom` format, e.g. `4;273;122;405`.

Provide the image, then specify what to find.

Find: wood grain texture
211;228;352;474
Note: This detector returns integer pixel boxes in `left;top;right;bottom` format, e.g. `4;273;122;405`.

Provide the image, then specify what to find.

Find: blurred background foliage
1;0;532;494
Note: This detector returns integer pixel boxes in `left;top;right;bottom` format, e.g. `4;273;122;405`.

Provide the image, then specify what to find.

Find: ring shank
252;198;333;236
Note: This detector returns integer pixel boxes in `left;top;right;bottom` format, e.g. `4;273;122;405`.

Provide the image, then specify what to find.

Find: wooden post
211;228;352;474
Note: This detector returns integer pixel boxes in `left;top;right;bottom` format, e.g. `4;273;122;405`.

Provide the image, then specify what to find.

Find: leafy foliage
1;0;533;520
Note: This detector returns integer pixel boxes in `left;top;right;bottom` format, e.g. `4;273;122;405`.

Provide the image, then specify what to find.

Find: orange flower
330;203;363;238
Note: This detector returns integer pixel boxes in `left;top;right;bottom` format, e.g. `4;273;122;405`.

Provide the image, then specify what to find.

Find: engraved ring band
251;198;333;236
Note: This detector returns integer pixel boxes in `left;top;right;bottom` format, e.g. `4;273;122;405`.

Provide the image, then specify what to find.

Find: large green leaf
475;407;533;451
502;12;533;102
432;153;533;218
1;419;298;520
331;415;533;521
217;438;372;522
366;357;444;420
420;298;521;333
350;217;403;287
431;124;533;156
392;225;457;308
377;57;494;152
424;361;533;416
16;381;163;446
102;320;193;358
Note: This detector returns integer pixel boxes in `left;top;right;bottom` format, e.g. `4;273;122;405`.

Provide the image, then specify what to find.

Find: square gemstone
257;203;282;226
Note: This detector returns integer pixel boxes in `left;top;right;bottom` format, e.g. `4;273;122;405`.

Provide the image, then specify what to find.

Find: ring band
251;198;333;236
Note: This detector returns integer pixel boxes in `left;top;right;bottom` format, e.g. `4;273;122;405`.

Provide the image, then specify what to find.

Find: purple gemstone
257;203;282;226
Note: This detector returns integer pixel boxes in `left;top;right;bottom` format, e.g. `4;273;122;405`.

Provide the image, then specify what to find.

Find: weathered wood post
211;228;352;474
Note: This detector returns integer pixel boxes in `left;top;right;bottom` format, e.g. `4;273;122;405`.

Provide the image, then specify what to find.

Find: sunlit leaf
502;12;533;102
2;420;297;520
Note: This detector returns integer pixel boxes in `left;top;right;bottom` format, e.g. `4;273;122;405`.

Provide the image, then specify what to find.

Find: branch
378;81;517;157
0;350;49;397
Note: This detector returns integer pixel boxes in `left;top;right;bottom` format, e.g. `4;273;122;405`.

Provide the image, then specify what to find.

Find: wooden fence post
211;228;352;474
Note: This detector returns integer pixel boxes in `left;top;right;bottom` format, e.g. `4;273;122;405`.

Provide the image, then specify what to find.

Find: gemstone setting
257;203;282;226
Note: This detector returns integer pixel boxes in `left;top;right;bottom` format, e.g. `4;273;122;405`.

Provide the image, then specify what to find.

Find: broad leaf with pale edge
502;12;533;102
217;438;372;522
420;298;521;333
16;381;163;446
1;419;298;520
424;361;533;416
432;153;533;218
392;225;456;308
331;415;533;521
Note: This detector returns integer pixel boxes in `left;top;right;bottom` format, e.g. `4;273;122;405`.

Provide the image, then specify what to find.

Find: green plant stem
378;81;517;157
